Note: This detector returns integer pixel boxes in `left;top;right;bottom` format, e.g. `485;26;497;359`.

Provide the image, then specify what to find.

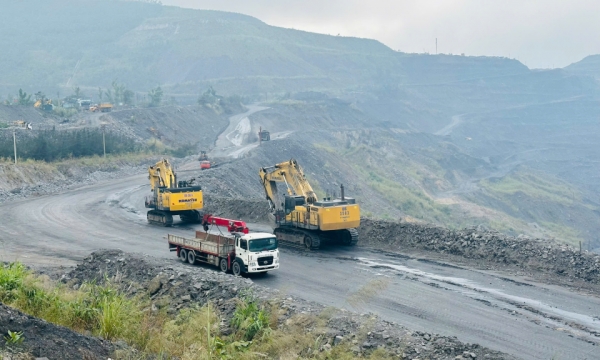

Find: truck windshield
249;237;278;252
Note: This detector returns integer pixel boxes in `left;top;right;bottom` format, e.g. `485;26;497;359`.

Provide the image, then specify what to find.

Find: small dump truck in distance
168;229;279;276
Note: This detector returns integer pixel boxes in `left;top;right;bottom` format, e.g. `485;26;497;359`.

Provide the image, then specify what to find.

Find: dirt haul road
0;176;599;359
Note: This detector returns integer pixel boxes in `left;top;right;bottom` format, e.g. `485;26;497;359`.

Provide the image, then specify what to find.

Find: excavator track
179;210;202;223
343;228;359;246
147;210;173;227
319;228;359;246
274;227;322;250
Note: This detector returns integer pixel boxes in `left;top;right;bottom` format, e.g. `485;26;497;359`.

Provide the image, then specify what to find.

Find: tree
17;89;32;106
111;81;127;105
148;86;163;107
104;88;113;103
34;91;46;102
123;89;135;106
97;87;103;102
198;86;219;105
73;86;83;98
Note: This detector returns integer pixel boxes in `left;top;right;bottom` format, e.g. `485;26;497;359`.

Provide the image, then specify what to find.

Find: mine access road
0;174;599;360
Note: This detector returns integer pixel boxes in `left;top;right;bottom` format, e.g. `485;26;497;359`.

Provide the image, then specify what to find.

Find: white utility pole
13;130;17;165
102;126;106;158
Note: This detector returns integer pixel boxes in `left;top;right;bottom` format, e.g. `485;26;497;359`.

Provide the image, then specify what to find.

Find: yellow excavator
259;159;360;249
145;159;203;226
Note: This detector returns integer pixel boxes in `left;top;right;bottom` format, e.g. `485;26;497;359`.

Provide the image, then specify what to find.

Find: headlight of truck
274;258;278;264
250;262;257;266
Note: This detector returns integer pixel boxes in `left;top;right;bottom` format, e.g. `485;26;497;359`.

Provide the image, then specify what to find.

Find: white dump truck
167;215;279;275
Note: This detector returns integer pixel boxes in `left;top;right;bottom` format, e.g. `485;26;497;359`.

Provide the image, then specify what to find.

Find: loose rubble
58;250;514;359
359;219;600;286
0;304;114;360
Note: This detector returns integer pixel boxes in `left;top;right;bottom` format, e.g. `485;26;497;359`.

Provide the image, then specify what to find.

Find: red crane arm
202;214;249;234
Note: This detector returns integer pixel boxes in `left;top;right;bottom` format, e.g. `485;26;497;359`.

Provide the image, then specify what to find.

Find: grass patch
480;171;580;205
539;222;581;246
0;263;395;359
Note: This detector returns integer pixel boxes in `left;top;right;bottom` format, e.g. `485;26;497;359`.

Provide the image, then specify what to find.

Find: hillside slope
565;55;600;80
0;0;398;95
2;0;597;112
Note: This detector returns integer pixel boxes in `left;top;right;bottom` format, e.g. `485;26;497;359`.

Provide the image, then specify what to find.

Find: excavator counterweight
259;159;360;249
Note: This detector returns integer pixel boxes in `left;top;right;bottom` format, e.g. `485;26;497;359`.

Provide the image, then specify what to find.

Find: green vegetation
0;262;395;359
100;81;135;106
147;86;163;107
480;171;581;205
539;222;581;246
231;291;271;341
4;330;24;346
0;122;8;129
16;89;32;106
322;140;455;223
52;107;78;118
198;87;247;114
0;128;139;162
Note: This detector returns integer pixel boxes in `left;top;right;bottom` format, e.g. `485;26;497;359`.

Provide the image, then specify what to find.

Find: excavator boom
259;158;360;249
259;159;318;208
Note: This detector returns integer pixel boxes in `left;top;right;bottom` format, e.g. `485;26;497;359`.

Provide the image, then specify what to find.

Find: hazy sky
161;0;600;69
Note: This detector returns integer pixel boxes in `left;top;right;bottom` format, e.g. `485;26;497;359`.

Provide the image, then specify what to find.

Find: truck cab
234;232;279;275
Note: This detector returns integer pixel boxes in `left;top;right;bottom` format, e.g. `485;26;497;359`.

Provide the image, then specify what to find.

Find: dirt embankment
203;195;271;223
54;250;512;360
359;219;600;287
0;303;115;360
0;105;50;127
0;156;160;204
106;105;232;148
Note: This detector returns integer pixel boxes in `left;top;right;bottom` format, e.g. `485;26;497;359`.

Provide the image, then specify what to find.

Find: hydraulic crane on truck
201;214;249;233
259;159;360;249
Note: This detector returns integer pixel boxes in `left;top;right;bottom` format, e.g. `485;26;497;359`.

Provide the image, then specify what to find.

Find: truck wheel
187;250;196;265
232;261;242;276
219;258;228;272
179;249;187;262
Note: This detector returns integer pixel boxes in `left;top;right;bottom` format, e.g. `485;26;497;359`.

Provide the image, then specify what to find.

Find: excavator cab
284;195;305;215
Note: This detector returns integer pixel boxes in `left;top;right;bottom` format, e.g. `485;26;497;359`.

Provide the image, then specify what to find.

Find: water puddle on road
356;257;600;342
105;185;146;220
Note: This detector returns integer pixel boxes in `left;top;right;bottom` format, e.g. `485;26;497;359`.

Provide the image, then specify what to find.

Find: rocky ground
48;249;513;359
358;219;600;292
0;303;115;360
0;156;160;205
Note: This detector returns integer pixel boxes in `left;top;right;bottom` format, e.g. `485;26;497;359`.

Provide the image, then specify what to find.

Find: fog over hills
1;0;599;248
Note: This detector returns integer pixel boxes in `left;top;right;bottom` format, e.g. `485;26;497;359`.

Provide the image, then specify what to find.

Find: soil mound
0;303;114;360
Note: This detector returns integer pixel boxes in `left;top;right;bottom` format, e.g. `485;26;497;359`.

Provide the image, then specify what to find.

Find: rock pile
359;219;600;284
60;250;513;359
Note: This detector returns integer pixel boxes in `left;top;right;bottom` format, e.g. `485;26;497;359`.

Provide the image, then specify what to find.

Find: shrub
231;291;271;341
53;107;78;118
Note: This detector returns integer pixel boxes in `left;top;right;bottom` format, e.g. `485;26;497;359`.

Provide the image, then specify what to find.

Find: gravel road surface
0;176;599;359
